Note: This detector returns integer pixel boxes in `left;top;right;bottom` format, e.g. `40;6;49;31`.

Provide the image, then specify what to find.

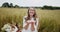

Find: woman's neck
30;16;33;18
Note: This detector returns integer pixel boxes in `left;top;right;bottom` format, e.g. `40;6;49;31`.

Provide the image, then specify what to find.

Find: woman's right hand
24;22;29;30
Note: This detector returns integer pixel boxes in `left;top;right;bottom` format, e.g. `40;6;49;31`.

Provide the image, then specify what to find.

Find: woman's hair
25;7;37;25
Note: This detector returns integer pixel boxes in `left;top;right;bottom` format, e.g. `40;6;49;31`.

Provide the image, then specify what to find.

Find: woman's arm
23;16;29;30
31;22;35;31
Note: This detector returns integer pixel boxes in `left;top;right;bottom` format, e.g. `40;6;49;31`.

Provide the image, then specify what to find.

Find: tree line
1;2;20;8
0;2;60;10
41;5;60;10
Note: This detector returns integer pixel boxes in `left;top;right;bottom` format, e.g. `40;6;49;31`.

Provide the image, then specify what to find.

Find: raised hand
31;22;35;31
24;22;29;30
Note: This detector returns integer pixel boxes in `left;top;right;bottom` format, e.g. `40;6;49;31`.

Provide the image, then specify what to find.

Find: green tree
10;3;13;8
14;5;20;8
2;2;9;7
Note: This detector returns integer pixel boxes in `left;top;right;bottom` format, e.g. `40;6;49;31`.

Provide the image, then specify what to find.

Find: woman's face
29;8;35;17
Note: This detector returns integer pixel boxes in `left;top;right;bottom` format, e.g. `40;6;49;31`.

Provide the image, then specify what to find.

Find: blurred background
0;0;60;32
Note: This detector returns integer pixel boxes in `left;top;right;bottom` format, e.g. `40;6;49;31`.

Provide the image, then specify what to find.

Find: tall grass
0;8;60;32
38;18;60;32
0;15;23;31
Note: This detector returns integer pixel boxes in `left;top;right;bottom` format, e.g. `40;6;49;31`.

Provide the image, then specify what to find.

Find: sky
0;0;60;7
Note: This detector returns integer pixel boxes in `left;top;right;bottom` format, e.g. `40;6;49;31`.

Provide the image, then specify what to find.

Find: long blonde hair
25;7;37;25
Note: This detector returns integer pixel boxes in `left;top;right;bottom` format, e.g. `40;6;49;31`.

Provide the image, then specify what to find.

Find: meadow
0;8;60;32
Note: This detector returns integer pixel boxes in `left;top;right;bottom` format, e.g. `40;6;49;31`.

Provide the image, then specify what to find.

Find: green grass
0;8;60;32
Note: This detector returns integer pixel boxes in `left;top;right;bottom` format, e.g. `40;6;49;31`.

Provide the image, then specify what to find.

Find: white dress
22;16;39;32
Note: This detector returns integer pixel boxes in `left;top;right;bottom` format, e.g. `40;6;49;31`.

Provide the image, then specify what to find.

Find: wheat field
0;8;60;32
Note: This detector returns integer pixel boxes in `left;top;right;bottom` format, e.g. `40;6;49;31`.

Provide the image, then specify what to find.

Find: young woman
1;22;18;32
10;22;18;32
1;23;11;32
22;7;39;32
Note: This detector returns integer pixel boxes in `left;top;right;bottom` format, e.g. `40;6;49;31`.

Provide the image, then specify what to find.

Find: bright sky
0;0;60;7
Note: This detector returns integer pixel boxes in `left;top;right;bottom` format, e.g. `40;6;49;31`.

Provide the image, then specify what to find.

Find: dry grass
0;8;60;32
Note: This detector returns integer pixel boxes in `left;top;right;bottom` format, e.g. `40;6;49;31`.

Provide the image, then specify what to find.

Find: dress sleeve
23;16;27;27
